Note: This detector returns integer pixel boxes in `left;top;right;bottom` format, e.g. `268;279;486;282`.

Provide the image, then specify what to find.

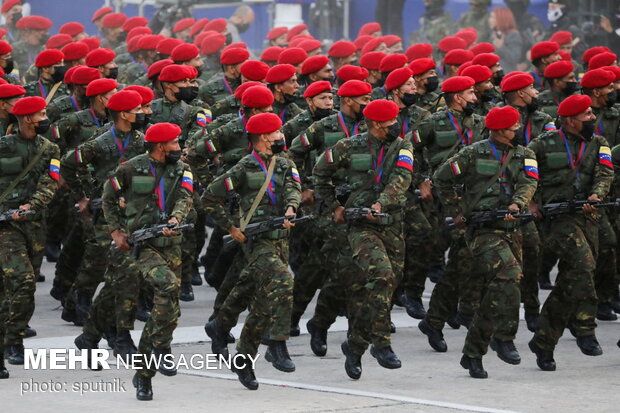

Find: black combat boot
135;295;151;322
204;320;229;358
528;339;556;371
153;348;177;376
446;313;461;329
460;355;488;379
427;266;444;283
74;292;92;326
596;302;618;321
290;312;302;337
490;338;521;365
0;352;9;379
454;312;473;329
525;313;539;333
538;271;553;290
340;340;362;380
611;289;620;313
191;262;203;286
6;344;24;365
576;335;603;356
306;320;327;357
50;280;68;302
132;373;153;401
231;354;258;390
265;340;295;372
45;241;61;262
114;330;137;360
403;295;426;319
24;325;37;338
418;319;447;352
74;332;102;370
370;345;402;369
103;328;117;349
390;321;396;333
179;282;194;302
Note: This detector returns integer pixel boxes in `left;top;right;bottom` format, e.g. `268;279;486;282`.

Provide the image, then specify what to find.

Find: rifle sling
0;139;51;205
45;82;62;104
542;139;595;205
240;156;276;232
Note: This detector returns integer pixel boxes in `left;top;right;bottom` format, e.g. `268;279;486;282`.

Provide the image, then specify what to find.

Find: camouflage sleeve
201;162;247;231
28;141;60;211
289;121;323;188
611;144;620;198
54;115;77;154
102;162;131;233
60;139;99;200
377;139;414;208
511;147;539;209
414;117;434;150
432;146;474;217
284;159;302;212
170;162;194;223
313;139;349;212
592;136;613;199
186;107;213;138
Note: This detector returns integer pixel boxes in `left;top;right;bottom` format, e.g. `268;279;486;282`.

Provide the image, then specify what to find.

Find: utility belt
354;210;403;226
257;227;291;240
472;219;521;232
147;234;183;249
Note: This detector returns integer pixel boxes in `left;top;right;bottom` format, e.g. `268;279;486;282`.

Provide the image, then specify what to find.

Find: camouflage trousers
347;221;405;356
0;271;5;353
594;212;617;303
181;207;198;285
137;244;182;379
0;220;45;346
212;246;247;326
45;189;72;247
520;221;541;316
401;202;433;299
463;228;523;358
533;214;599;351
236;238;293;358
52;216;84;296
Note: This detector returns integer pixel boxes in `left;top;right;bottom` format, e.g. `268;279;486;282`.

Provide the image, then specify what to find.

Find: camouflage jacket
46;94;91;123
117;61;148;86
272;99;303;124
198;75;241;107
24;79;70;100
210;94;241;119
11;40;43;82
54;108;109;154
150;97;211;146
593;105;620;148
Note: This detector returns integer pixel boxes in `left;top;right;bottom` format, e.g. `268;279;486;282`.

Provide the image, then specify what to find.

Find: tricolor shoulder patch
599;146;613;169
49;158;60;181
411;130;421;144
325;149;334;164
544;122;557;131
450;161;462;176
181;171;194;192
204;139;216;153
300;134;311;147
396;149;414;171
290;167;301;183
109;176;121;191
74;149;83;163
524;158;539;180
224;177;234;191
196;110;213;127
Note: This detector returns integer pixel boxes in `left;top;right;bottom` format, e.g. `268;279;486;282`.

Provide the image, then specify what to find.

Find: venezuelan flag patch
598;146;613;169
544;122;557;131
291;167;301;182
224;177;234;191
300;134;310;147
396;149;414;171
181;171;194;192
411;130;421;144
524;158;539;180
450;161;462;176
205;139;216;153
49;158;60;181
74;149;83;163
196;111;213;127
325;149;334;164
110;176;121;191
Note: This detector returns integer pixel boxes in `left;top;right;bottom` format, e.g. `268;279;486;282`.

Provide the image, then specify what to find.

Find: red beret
86;48;115;67
101;13;127;29
240;60;269;81
16;15;53;31
385;67;413;91
559;50;572;61
460;64;493;84
287;24;308;41
85;78;118;97
79;37;100;52
277;47;307;65
203;18;227;33
60;22;84;37
1;0;21;14
234;81;266;99
124;85;154;105
336;65;369;82
171;43;199;62
360;51;386;71
246;112;283;135
193;31;209;47
61;42;89;61
137;34;163;51
0;77;8;85
441;76;475;93
223;42;248;52
157;38;182;56
0;40;12;55
444;49;474;65
582;46;611;64
266;64;296;84
147;59;173;80
301;55;329;75
455;28;478;47
241;85;274;108
122;16;148;32
298;39;323;53
471;52;500;68
220;47;250;65
530;41;559;60
354;35;374;51
361;37;385;55
91;7;113;23
469;42;495;56
500;72;534;92
363;99;399;122
438;36;467;53
379;53;407;72
35;49;64;68
201;33;227;55
159;64;193;83
63;65;81;84
581;68;615;89
145;123;182;143
46;34;72;50
189;18;209;38
11;96;46;116
328;40;356;58
457;61;473;75
127;35;145;53
406;43;433;61
382;35;402;48
358;22;382;37
558;94;592;117
544;60;574;79
127;26;152;42
106;90;142;112
289;35;313;48
0;84;25;99
260;46;283;62
72;66;101;85
267;26;288;40
173;18;195;33
603;65;620;82
588;52;618;70
304;80;332;98
408;57;436;76
337;79;372;97
549;30;573;46
485;106;520;130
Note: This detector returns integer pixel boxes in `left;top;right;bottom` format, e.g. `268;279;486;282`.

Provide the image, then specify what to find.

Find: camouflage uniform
10;40;43;82
198;75;241;107
23;79;70;101
273;99;303;125
46;94;91;123
528;129;613;351
281;108;334;146
538;89;572;119
103;153;193;379
210;94;242;120
117;61;148;86
434;138;538;358
458;8;491;44
410;10;454;55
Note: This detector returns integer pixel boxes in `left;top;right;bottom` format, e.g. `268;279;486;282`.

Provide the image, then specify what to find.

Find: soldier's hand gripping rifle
444;209;535;231
542;199;620;218
0;209;36;222
222;215;315;250
344;207;390;222
128;223;194;259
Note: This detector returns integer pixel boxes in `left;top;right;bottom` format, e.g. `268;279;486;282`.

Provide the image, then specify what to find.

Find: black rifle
0;209;36;222
222;215;315;250
543;199;620;218
335;183;351;204
344;207;390;222
128;223;194;259
74;198;103;222
444;210;534;231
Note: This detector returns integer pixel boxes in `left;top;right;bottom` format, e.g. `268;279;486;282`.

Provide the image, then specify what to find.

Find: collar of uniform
113;126;133;138
253;149;273;163
447;106;465;119
562;128;584;142
148;155;166;167
367;132;386;148
488;137;513;152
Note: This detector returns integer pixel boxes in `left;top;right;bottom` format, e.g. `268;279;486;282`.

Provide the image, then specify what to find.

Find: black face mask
8;113;17;124
385;123;401;142
493;70;504;86
509;129;524;146
225;33;233;45
131;113;147;131
563;81;578;95
34;118;51;134
165;149;183;164
51;65;67;83
117;31;128;43
355;103;366;121
3;58;14;74
174;86;199;103
425;76;439;93
107;67;119;79
10;12;22;25
270;139;286;154
194;65;204;78
605;90;618;108
581;119;597;141
313;107;332;120
236;23;250;34
527;97;539;113
401;92;419;107
283;93;297;105
144;113;152;126
461;100;474;117
481;89;495;102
